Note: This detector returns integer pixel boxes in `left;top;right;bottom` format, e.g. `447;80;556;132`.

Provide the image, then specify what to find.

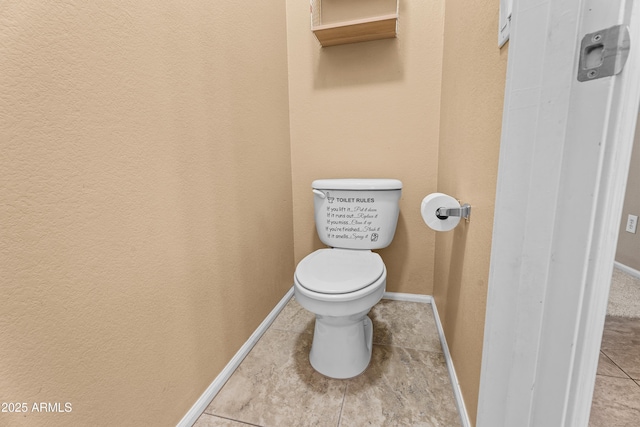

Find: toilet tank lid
312;179;402;191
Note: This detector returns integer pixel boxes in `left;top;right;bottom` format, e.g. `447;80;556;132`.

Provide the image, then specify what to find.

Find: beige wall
0;2;293;426
434;0;508;424
616;116;640;271
286;0;445;294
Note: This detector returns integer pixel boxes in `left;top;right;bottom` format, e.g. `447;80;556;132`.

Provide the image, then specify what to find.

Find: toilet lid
295;249;384;294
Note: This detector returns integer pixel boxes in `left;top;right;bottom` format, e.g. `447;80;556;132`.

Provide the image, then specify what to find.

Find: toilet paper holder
436;203;472;222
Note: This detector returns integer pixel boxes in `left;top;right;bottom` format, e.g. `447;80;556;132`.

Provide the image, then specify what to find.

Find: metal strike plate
578;25;630;82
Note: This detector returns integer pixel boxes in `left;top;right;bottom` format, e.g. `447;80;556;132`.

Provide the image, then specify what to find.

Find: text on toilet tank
323;194;382;241
334;197;375;203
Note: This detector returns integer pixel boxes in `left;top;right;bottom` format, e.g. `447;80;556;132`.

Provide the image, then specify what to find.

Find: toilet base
309;310;373;379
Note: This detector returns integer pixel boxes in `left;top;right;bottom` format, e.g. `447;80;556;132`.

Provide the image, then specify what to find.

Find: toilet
294;178;402;379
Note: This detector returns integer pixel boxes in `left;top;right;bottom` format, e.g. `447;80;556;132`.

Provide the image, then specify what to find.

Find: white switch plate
498;0;512;47
626;214;638;233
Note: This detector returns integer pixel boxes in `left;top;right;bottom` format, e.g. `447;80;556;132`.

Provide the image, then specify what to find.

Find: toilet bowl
294;179;402;379
294;248;386;378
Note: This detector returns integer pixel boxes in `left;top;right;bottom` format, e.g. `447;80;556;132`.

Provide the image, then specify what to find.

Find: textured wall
434;0;508;423
0;2;293;426
616;117;640;271
286;0;445;295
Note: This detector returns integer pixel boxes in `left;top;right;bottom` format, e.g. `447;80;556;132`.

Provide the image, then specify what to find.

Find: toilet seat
295;248;384;294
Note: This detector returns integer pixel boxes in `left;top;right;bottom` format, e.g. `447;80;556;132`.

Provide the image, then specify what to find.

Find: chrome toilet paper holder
436;203;472;222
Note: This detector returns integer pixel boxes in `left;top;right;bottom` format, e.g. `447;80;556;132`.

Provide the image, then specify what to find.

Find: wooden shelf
312;14;398;47
310;0;399;47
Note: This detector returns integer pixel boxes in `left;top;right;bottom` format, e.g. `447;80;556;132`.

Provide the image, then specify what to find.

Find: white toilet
294;178;402;379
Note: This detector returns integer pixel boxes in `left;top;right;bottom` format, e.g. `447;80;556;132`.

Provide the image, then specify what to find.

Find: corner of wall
434;0;508;424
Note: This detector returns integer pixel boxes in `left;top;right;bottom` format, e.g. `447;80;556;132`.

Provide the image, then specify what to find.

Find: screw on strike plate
592;33;602;42
587;70;598;79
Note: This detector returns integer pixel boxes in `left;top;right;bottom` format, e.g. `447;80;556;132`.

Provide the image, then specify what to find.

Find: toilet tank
312;179;402;250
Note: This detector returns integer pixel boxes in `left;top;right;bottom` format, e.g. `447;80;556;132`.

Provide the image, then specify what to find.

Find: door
477;0;640;426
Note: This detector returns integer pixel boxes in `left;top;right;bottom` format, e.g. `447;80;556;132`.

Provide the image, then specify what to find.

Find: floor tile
205;328;346;427
194;413;257;427
597;351;628;378
269;297;315;334
600;316;640;380
370;299;443;353
589;375;640;427
339;344;461;427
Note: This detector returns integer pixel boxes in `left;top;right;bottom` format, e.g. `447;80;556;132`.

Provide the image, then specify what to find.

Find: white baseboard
614;261;640;280
383;292;471;427
382;291;432;304
176;287;294;427
429;299;472;427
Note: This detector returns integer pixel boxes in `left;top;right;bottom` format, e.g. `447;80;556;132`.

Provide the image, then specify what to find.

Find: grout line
336;382;348;427
600;350;637;381
203;414;264;427
371;341;445;354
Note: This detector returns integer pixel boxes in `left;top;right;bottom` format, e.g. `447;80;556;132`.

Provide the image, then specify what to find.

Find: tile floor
590;315;640;426
192;298;640;427
194;298;462;427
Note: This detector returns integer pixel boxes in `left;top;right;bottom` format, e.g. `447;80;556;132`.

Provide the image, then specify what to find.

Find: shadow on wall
313;38;404;89
378;211;409;290
443;223;469;346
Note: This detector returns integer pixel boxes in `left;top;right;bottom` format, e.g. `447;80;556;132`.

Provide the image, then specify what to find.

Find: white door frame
477;0;640;426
